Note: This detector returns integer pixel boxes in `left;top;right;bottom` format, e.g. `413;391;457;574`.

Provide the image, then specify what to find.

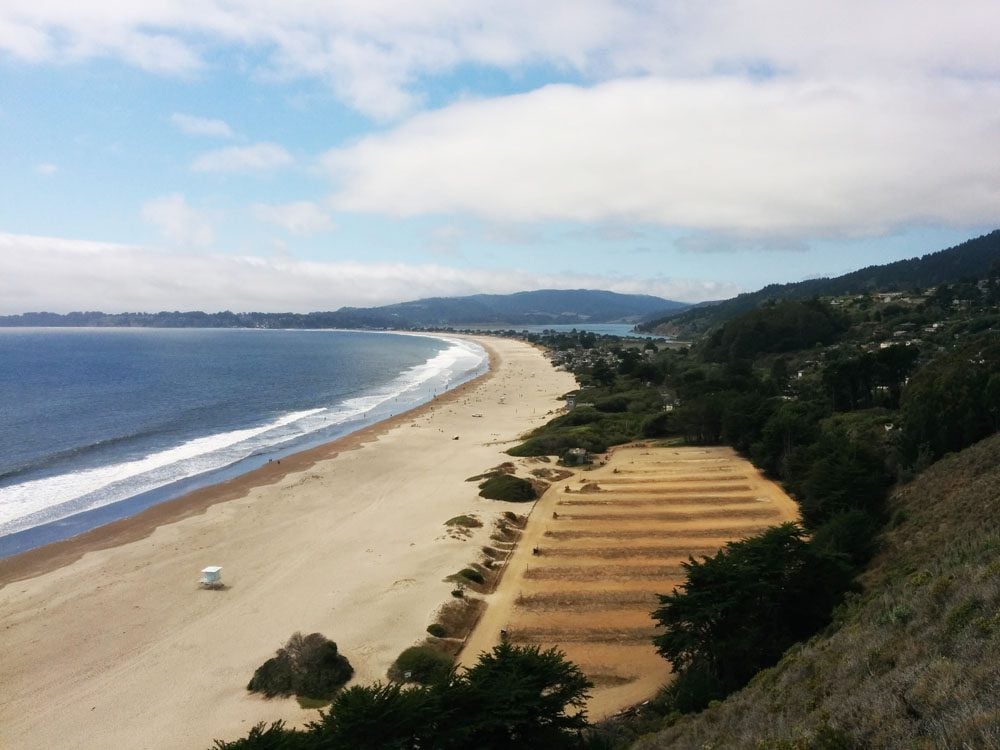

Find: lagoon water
0;329;487;556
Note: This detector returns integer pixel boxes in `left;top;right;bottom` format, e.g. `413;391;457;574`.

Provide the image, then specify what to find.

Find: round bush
389;646;453;684
458;568;485;584
478;474;537;502
426;623;447;638
247;632;353;700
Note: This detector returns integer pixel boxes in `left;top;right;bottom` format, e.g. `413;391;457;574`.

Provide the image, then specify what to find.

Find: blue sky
1;1;998;313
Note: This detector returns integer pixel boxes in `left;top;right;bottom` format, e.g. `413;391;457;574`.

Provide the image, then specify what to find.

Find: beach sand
0;336;577;750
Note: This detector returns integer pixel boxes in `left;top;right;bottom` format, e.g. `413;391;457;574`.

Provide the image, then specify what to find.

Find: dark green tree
308;681;444;749
652;524;853;710
457;642;592;748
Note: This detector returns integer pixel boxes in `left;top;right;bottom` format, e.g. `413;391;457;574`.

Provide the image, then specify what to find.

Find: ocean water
0;329;487;557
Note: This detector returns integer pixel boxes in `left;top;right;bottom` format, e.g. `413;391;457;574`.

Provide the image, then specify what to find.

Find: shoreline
0;335;578;750
0;340;498;587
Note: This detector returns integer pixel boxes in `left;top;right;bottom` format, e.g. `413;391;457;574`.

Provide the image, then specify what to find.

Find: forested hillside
641;229;1000;337
354;289;685;326
0;290;684;329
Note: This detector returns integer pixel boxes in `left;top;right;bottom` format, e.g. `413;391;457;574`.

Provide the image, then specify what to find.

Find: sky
1;1;998;314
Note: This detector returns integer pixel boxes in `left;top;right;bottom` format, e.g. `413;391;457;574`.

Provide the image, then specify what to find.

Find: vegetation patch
456;567;485;585
444;514;482;528
218;644;592;749
435;598;487;645
465;462;517;482
478;473;537;501
247;632;353;701
387;645;454;685
530;467;575;481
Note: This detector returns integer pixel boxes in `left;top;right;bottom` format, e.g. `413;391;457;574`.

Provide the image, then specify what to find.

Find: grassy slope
632;434;1000;750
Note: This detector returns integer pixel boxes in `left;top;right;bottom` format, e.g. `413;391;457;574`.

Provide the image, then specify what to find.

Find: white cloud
323;76;1000;235
0;1;996;118
141;194;215;247
0;232;733;314
170;113;234;138
191;143;293;172
34;163;58;175
252;201;334;235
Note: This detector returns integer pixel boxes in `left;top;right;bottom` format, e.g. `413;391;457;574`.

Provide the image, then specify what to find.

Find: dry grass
461;444;799;721
434;598;487;641
557;508;779;522
535;546;717;560
513;627;658;645
577;485;754;494
543;525;771;541
516;591;660;611
531;468;575;482
597;475;749;484
558;496;759;506
524;564;685;581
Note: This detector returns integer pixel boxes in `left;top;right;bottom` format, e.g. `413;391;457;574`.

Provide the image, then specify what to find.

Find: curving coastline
0;336;577;750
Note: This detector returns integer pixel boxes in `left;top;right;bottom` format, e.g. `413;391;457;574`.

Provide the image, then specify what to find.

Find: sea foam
0;335;486;540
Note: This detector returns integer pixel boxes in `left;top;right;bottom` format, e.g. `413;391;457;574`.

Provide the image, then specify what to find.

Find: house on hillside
561;448;591;466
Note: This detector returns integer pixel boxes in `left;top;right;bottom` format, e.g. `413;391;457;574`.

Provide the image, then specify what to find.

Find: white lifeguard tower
199;566;223;589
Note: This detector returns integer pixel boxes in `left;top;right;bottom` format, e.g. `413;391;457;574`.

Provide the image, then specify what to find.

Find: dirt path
459;443;800;719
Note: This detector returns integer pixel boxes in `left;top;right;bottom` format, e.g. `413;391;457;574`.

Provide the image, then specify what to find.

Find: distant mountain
347;289;687;326
640;229;1000;336
0;289;686;329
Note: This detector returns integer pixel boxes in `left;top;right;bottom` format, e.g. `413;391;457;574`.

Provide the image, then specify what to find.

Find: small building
199;566;223;589
561;447;591;466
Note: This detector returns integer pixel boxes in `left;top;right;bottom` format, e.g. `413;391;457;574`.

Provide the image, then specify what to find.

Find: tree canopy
215;643;592;750
651;524;854;710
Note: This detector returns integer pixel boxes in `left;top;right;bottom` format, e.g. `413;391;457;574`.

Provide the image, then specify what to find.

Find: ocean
0;328;487;557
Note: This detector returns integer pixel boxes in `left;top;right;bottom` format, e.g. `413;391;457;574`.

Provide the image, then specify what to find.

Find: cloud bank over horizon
1;1;997;311
0;233;740;314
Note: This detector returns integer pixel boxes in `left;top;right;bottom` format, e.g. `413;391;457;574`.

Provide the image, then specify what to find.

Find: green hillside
641;230;1000;337
345;289;686;326
0;289;685;329
631;432;1000;749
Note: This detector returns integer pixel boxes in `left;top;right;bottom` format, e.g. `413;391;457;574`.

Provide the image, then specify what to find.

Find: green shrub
426;623;447;638
478;474;537;502
247;632;353;700
593;394;630;412
458;568;485;584
388;646;453;684
445;515;482;528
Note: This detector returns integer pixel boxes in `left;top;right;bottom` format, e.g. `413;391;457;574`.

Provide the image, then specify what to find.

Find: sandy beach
0;336;577;750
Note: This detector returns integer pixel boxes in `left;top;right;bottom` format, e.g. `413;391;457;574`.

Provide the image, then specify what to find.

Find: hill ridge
642;229;1000;334
0;289;685;329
